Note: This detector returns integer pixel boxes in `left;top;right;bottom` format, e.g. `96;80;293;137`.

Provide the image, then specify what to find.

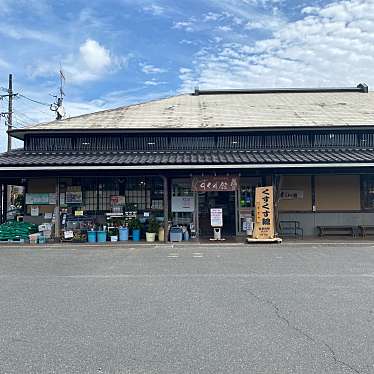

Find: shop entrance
198;191;236;237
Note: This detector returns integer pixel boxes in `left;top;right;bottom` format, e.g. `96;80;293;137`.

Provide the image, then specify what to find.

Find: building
1;84;374;241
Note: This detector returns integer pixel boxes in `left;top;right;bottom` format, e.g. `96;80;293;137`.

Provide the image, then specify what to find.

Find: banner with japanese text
253;186;275;239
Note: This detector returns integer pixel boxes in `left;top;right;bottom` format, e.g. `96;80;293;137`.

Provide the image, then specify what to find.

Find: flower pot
132;228;141;241
146;232;156;242
158;227;165;242
87;231;97;243
97;231;107;243
119;227;129;241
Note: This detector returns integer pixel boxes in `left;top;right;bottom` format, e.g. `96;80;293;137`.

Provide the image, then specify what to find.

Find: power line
12;109;39;125
17;93;50;107
12;115;29;129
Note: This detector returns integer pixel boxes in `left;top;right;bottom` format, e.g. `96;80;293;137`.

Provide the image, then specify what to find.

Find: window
59;176;163;214
171;179;194;225
362;175;374;210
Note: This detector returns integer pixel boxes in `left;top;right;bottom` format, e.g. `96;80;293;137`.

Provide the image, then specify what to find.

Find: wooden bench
359;225;374;238
279;221;303;238
317;226;358;238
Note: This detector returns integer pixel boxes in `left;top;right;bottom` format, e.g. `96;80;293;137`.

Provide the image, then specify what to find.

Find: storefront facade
1;85;374;241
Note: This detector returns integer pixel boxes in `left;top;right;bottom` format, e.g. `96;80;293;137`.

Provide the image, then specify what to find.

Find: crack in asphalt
247;289;363;374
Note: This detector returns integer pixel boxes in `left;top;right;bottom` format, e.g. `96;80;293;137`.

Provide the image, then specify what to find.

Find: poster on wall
253;186;275;240
26;193;57;205
65;191;83;204
30;206;39;216
48;193;57;204
210;208;223;227
111;196;126;206
192;176;239;192
171;196;195;212
26;193;49;205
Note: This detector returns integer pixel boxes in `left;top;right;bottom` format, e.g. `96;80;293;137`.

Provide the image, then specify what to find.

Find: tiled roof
13;91;374;133
1;148;374;168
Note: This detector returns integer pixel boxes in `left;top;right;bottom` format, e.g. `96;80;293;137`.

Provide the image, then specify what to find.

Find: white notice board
172;196;195;212
210;208;223;227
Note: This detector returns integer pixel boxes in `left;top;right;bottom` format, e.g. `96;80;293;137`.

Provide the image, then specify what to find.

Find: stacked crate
0;221;38;242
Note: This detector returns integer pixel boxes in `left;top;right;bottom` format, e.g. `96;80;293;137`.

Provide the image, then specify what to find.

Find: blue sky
0;0;373;150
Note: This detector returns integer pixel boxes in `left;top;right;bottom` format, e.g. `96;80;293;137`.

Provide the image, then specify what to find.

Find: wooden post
2;184;8;223
0;184;3;223
272;174;283;236
54;177;60;241
162;175;169;242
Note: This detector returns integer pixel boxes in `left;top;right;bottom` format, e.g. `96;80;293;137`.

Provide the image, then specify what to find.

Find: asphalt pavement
0;242;374;374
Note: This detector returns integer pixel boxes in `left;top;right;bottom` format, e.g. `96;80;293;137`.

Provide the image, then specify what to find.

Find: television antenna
50;67;66;120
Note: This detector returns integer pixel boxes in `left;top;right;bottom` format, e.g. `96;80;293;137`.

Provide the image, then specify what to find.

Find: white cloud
143;4;164;15
173;21;195;32
79;39;111;74
203;12;222;21
179;0;374;91
217;25;232;32
0;56;10;69
144;79;166;86
179;39;197;45
245;14;286;30
141;64;167;74
28;39;127;85
0;23;59;43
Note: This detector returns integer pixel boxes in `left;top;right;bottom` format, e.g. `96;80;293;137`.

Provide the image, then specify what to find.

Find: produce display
0;221;38;241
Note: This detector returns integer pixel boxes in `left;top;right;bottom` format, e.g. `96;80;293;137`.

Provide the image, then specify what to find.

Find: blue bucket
119;227;129;241
87;231;96;243
132;229;141;241
97;231;107;243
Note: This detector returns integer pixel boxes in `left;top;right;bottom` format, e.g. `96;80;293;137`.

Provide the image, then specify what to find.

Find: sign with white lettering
253;186;275;239
192;176;239;192
210;208;223;227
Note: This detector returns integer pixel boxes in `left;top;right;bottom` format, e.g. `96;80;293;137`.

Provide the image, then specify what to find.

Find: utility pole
0;74;18;222
0;74;18;153
7;74;13;152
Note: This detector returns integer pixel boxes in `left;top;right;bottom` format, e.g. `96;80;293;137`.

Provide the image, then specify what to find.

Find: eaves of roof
0;148;374;170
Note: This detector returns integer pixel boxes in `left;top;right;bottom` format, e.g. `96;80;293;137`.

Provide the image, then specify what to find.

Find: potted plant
129;218;141;241
146;218;159;242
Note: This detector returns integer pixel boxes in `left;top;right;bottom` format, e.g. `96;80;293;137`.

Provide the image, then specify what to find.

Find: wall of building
315;175;361;211
279;174;363;236
26;178;56;216
279;176;312;212
279;212;374;237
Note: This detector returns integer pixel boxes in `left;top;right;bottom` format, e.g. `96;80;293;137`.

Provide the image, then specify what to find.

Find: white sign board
280;190;304;200
26;193;49;205
64;230;74;239
172;196;195;212
210;208;223;227
30;206;39;216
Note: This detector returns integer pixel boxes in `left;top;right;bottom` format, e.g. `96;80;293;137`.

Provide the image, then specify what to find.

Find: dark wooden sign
192;176;239;192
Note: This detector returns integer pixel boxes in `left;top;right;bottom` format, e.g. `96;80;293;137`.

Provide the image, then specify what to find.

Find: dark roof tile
0;148;374;168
